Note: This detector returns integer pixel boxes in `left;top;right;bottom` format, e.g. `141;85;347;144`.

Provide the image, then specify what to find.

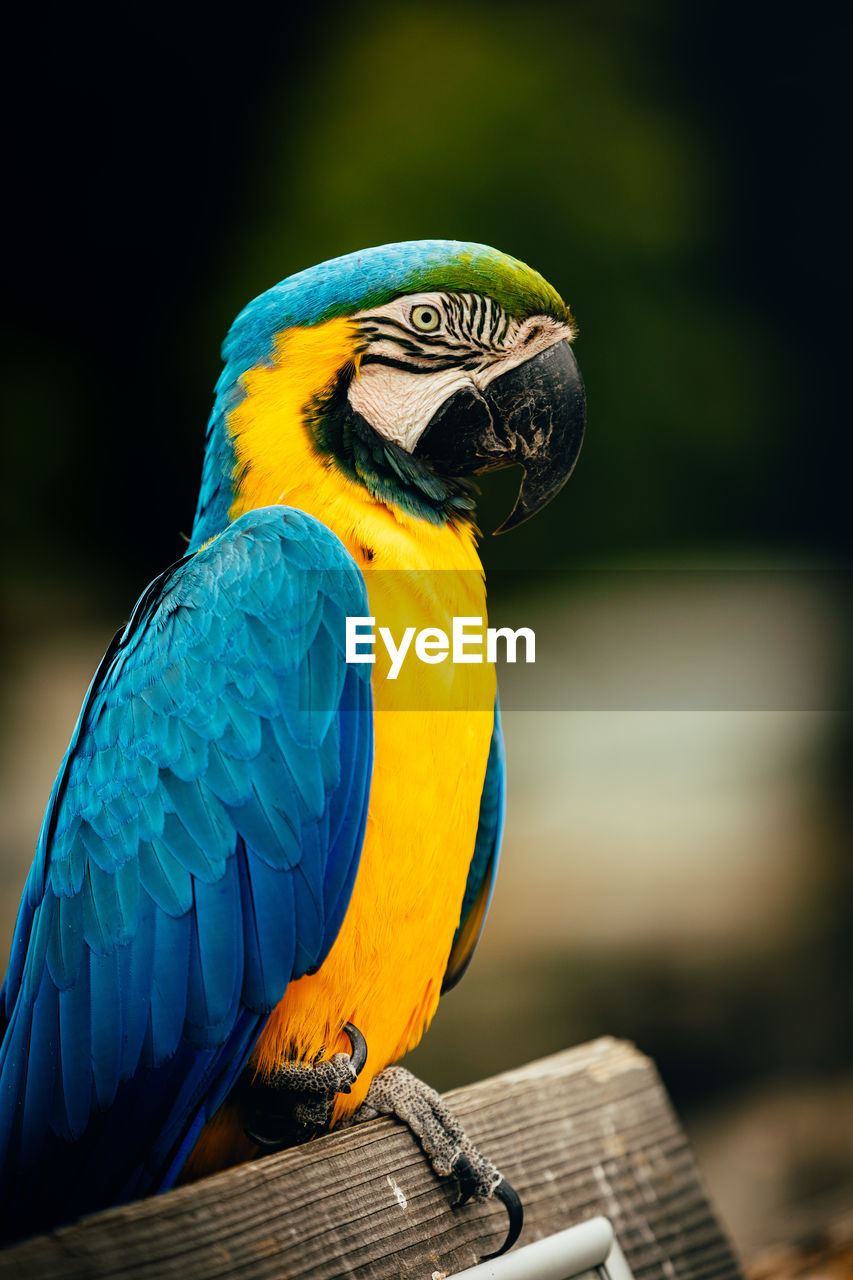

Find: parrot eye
410;305;441;332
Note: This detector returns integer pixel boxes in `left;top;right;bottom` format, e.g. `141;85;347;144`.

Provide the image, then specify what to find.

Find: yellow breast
228;320;496;1111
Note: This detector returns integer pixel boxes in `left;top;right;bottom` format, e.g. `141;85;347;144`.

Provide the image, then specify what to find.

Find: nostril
526;324;545;343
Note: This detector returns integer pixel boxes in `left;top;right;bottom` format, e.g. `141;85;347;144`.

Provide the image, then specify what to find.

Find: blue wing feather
442;697;506;993
0;506;373;1242
57;960;91;1129
21;977;58;1160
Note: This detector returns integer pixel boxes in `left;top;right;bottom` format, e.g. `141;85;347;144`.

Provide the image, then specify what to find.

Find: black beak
414;339;586;534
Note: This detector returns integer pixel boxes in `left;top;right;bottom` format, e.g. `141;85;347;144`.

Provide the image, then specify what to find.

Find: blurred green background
2;0;850;1261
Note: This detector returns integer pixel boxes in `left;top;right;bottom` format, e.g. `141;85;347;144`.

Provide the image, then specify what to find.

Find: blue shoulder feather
0;506;373;1241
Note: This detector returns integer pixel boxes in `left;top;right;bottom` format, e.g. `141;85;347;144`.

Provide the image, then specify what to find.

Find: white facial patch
348;292;575;453
348;363;472;451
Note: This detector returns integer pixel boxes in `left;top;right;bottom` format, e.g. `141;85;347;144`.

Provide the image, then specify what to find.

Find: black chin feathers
307;374;478;527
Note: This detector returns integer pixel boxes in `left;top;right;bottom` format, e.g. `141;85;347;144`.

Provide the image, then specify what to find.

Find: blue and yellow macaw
0;241;584;1249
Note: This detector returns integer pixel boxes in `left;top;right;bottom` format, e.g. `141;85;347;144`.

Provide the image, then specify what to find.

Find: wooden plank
0;1038;742;1280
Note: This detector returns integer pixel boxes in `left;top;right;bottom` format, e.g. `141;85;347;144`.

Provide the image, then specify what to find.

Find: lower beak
414;339;586;533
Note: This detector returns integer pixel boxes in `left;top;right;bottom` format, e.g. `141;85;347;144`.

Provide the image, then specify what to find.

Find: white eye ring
411;304;441;332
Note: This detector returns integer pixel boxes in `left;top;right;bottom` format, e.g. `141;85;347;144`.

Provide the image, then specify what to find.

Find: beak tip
492;510;524;536
491;443;584;536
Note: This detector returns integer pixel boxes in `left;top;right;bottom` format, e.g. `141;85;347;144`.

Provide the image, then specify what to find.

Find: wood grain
0;1038;742;1280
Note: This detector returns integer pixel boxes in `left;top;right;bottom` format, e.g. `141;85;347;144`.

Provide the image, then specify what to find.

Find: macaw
0;240;585;1250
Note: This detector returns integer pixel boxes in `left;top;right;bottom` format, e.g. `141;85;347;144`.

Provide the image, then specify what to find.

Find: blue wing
0;506;373;1241
442;697;505;993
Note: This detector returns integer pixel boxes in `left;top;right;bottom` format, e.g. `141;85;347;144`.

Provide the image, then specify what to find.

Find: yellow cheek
227;317;361;516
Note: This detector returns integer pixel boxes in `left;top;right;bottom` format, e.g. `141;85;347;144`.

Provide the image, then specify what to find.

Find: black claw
243;1124;288;1150
480;1178;524;1261
241;1029;367;1153
343;1022;368;1076
451;1152;478;1208
451;1158;523;1257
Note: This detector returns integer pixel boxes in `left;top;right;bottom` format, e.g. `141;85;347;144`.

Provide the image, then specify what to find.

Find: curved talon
243;1028;368;1151
451;1152;477;1208
244;1125;286;1150
480;1178;524;1261
450;1156;523;1258
343;1022;368;1076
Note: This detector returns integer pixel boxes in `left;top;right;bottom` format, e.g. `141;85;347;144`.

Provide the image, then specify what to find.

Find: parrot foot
351;1065;523;1260
243;1022;367;1149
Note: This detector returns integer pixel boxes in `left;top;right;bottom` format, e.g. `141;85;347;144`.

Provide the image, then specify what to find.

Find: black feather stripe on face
356;292;517;375
306;371;478;526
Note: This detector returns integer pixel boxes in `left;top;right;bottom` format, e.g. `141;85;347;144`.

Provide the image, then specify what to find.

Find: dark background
3;0;849;584
2;0;851;1260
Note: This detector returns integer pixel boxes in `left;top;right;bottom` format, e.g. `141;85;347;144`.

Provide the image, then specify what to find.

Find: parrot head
190;240;585;549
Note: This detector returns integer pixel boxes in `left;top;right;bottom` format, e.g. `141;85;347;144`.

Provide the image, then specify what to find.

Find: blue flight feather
0;506;373;1242
21;978;58;1163
57;963;92;1139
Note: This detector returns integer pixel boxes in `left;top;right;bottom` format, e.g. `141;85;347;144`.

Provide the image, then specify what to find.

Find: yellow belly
250;560;495;1118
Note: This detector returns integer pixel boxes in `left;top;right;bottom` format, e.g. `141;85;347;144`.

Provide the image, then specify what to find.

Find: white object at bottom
448;1215;634;1280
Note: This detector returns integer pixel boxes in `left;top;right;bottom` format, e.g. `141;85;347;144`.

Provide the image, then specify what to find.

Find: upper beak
413;339;586;533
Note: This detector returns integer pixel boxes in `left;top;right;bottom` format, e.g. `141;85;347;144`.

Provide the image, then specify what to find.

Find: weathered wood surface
0;1038;741;1280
